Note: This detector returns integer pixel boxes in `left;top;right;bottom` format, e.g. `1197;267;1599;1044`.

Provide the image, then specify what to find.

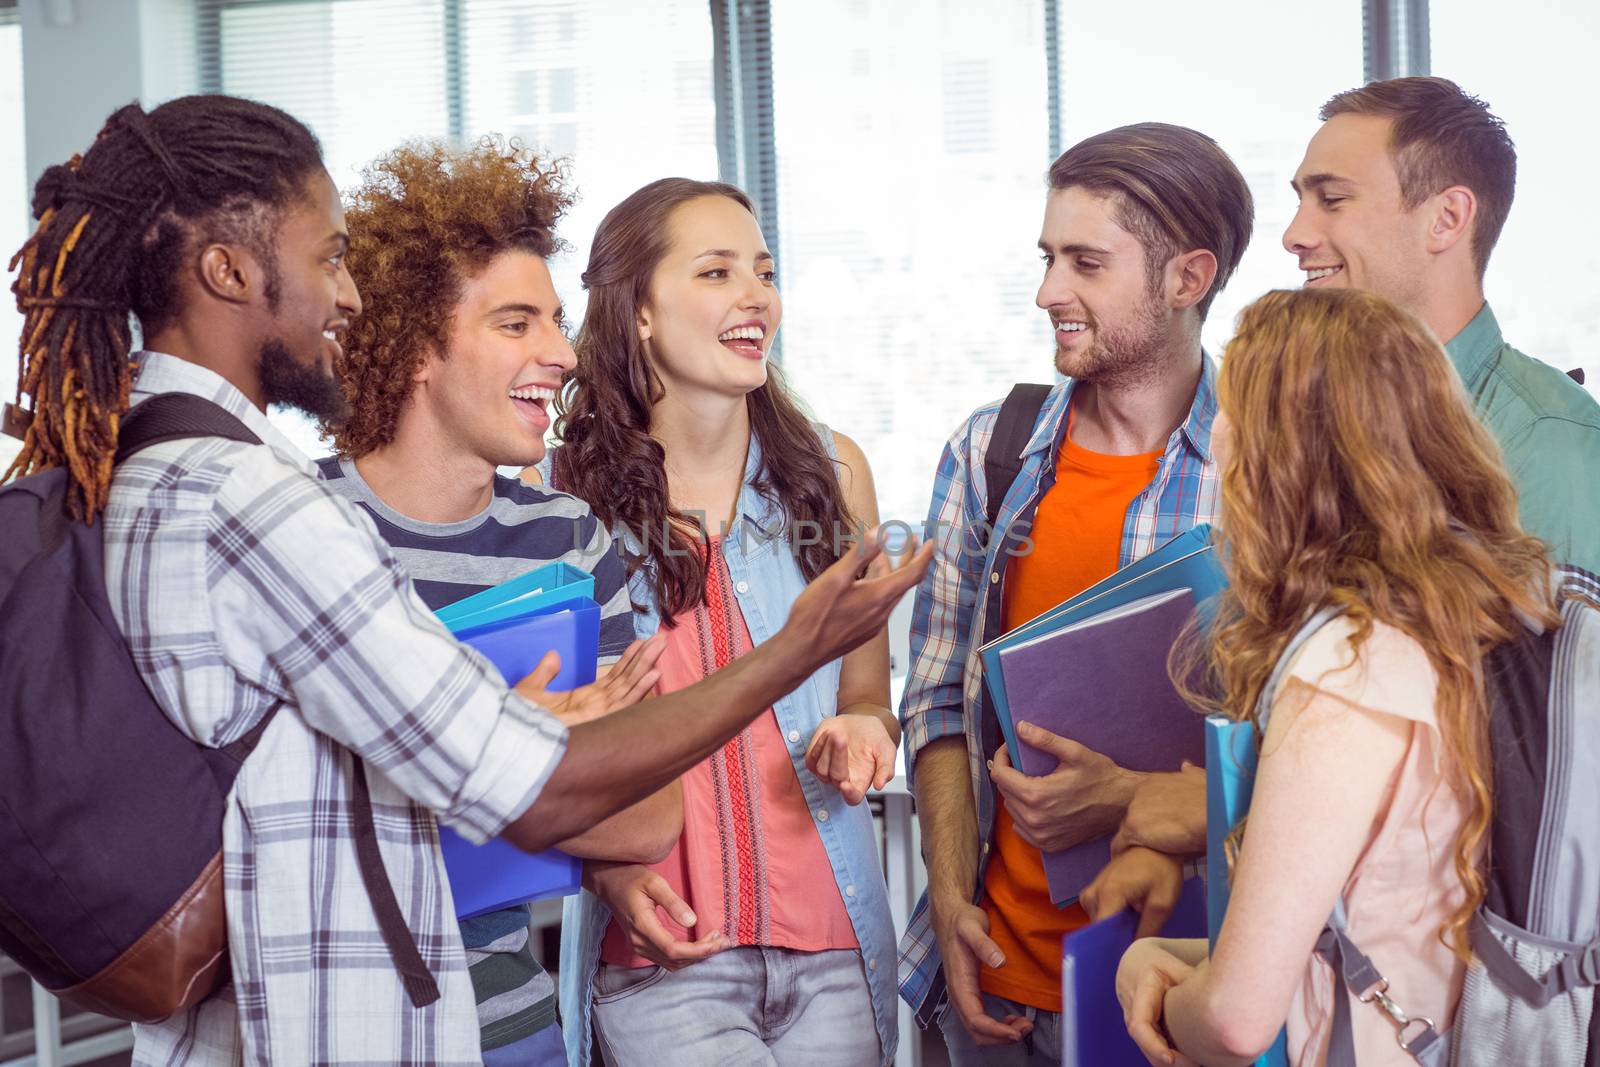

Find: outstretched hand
514;635;666;726
782;529;934;670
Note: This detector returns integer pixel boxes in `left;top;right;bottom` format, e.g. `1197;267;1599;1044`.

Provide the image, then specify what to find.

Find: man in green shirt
1285;76;1600;575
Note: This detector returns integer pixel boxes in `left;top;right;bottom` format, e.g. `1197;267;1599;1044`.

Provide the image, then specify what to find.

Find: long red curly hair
1195;287;1558;958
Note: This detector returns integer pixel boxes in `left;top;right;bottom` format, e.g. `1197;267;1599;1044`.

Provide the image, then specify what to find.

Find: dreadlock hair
5;95;324;521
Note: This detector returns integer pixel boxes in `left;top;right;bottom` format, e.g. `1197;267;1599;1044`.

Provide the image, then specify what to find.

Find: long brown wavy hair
1193;288;1558;958
552;178;855;621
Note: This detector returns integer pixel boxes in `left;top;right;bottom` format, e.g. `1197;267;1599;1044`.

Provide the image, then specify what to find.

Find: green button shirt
1446;303;1600;575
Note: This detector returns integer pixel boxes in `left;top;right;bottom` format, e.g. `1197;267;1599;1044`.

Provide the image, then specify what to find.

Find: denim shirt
557;426;900;1067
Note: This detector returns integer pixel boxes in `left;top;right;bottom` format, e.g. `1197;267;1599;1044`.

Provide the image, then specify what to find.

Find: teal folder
434;559;593;632
1205;714;1290;1067
980;525;1224;760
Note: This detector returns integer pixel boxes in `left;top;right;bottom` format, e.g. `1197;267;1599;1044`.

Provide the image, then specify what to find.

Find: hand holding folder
433;562;603;920
1060;877;1207;1067
994;587;1208;906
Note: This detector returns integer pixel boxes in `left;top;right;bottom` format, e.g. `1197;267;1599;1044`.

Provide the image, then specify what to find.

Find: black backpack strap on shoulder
983;383;1052;529
115;392;260;463
349;760;442;1008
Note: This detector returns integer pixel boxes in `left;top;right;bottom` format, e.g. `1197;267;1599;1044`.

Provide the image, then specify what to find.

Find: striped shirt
112;353;568;1066
317;456;634;1053
896;361;1221;1026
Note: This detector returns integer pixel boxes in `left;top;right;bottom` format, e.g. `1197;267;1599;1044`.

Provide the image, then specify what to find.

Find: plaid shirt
896;361;1220;1026
109;354;568;1065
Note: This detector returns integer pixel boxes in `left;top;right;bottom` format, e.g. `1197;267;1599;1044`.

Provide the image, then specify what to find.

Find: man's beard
258;338;348;424
1053;292;1172;390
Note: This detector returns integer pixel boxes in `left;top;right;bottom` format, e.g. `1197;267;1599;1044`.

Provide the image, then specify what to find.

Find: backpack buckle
1579;941;1600;986
1358;977;1438;1050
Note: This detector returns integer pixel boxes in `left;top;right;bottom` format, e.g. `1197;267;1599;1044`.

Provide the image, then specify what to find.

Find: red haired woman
1113;288;1558;1065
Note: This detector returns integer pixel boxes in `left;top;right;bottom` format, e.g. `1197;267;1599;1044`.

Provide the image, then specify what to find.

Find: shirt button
735;580;749;594
845;884;856;897
990;571;1000;584
788;729;801;743
868;957;878;971
816;809;830;822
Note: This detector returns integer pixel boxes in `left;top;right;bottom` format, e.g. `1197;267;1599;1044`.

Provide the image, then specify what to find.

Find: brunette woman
551;179;900;1067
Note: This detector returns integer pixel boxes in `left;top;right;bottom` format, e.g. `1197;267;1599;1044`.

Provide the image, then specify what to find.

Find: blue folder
1205;715;1290;1067
433;589;601;920
980;525;1225;760
1061;877;1208;1067
435;560;594;632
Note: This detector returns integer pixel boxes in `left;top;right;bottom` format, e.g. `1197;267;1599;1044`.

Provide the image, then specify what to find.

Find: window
1432;2;1600;400
770;0;1362;528
201;0;719;452
770;0;1055;527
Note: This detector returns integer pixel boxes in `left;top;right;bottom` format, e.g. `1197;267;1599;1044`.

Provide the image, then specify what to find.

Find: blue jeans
938;992;1063;1066
591;946;882;1066
481;1020;566;1066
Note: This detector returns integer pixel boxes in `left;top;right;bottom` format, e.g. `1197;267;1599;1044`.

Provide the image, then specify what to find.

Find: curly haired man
321;139;683;1065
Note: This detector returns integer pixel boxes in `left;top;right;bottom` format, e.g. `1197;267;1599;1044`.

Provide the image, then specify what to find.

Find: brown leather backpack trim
59;852;229;1023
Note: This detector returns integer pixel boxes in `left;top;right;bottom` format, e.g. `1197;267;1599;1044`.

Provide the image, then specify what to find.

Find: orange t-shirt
978;423;1161;1010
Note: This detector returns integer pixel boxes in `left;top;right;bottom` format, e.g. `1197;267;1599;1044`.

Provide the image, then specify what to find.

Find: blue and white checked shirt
108;354;569;1065
896;361;1220;1026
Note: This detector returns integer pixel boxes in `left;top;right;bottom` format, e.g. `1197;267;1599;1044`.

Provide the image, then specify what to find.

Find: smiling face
1035;186;1171;385
412;250;575;467
637;195;780;400
256;168;362;418
1284;113;1433;309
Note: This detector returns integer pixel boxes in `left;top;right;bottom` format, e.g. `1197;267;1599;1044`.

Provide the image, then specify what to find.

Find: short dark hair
1047;123;1254;319
1320;77;1515;278
332;137;573;457
8;95;324;519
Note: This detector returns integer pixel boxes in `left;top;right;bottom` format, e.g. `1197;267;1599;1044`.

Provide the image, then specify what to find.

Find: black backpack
0;393;438;1022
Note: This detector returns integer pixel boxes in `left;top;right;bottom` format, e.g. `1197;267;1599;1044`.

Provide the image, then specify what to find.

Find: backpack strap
1317;900;1450;1066
114;392;260;462
1253;605;1346;727
350;761;442;1007
982;383;1052;529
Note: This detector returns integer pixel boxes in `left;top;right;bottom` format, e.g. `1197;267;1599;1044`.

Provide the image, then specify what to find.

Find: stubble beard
1053;292;1172;391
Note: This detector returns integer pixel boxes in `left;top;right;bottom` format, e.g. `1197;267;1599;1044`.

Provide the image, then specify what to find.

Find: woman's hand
1116;939;1200;1067
805;711;897;804
584;863;729;971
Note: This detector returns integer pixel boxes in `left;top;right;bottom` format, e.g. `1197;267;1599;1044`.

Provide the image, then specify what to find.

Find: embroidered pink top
600;539;857;966
1282;618;1471;1066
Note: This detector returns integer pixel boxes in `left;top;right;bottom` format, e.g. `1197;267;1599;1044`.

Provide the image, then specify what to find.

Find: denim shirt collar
1021;351;1217;466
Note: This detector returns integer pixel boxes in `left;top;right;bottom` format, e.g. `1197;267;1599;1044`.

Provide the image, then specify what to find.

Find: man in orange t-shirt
897;124;1253;1064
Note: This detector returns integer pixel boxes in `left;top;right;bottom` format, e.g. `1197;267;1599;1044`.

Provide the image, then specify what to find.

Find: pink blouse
1281;618;1472;1066
600;539;857;966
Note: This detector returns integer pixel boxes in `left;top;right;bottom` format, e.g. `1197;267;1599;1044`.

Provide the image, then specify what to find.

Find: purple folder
997;587;1205;906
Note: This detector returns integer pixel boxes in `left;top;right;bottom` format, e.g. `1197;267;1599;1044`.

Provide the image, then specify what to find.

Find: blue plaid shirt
896;360;1221;1026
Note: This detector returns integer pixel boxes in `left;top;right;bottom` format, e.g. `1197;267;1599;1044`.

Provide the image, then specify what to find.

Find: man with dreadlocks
2;95;931;1065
